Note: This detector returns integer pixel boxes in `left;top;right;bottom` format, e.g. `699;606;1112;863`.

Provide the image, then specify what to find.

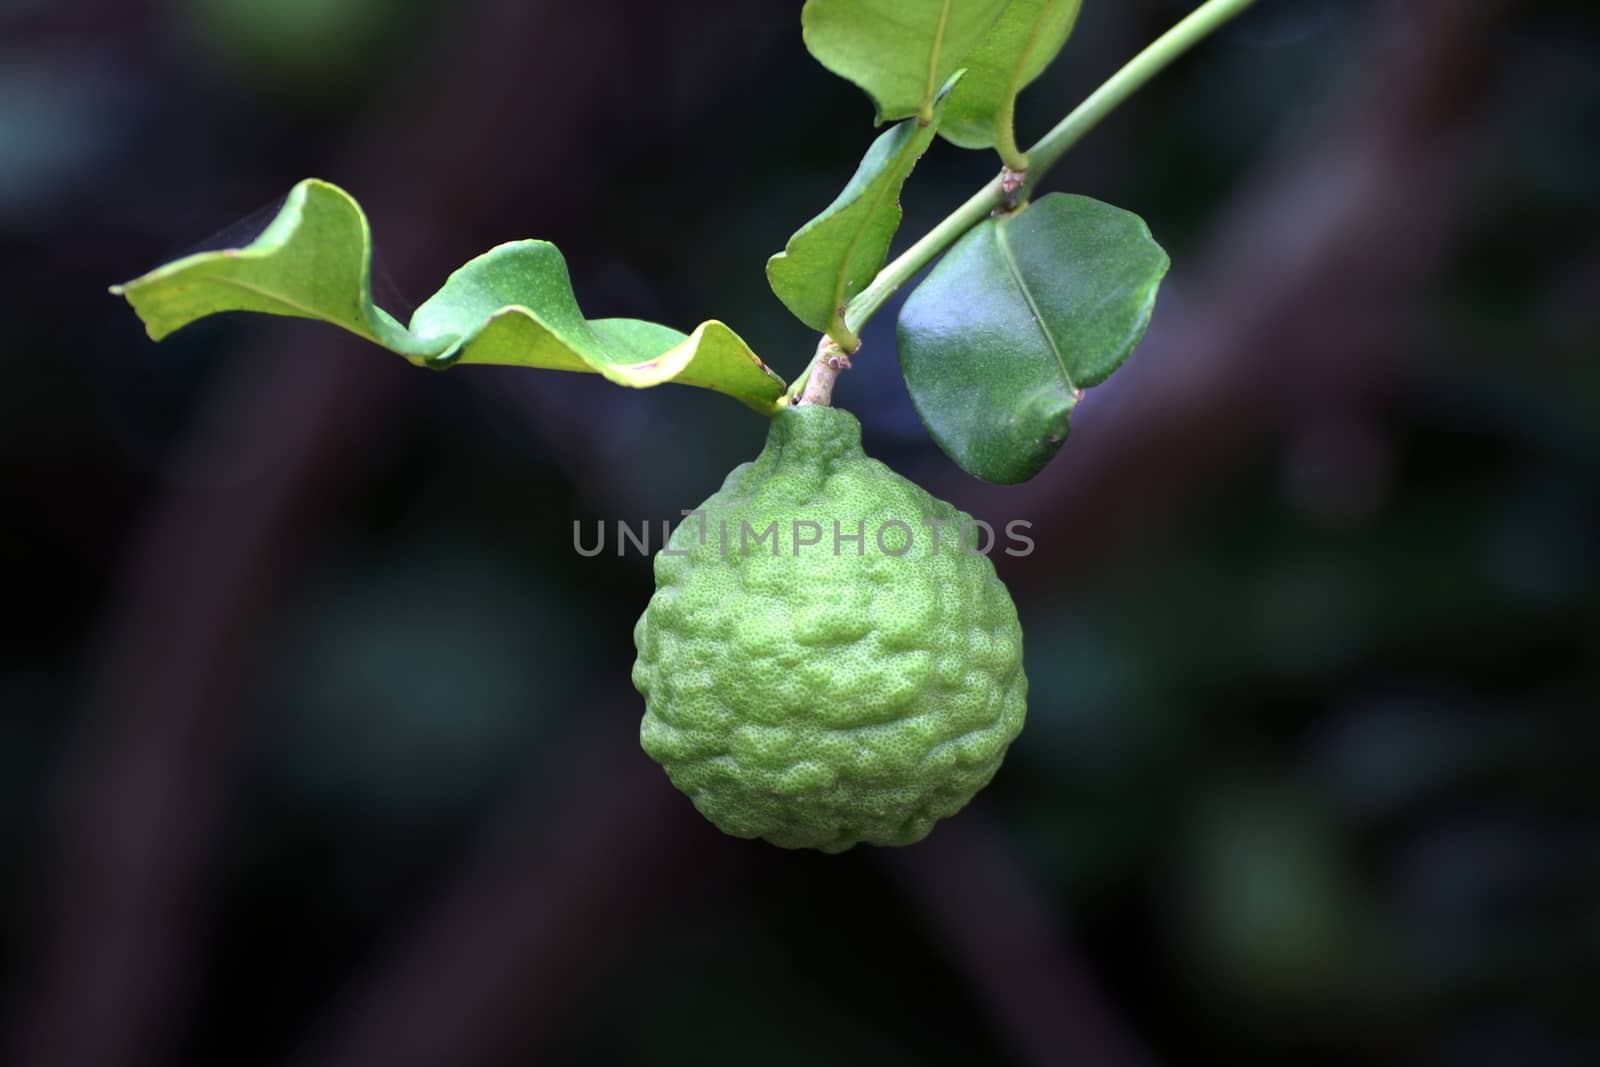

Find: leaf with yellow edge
112;179;787;414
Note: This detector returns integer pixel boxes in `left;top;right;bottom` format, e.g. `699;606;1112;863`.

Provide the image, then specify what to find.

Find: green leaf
110;178;433;357
765;73;959;345
896;193;1169;483
406;242;786;412
801;0;1010;123
940;0;1083;152
111;179;787;414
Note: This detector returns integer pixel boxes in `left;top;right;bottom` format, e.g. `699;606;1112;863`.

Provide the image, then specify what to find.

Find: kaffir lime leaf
632;405;1026;852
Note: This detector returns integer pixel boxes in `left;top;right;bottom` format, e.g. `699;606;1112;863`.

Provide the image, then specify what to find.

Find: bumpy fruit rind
632;405;1026;852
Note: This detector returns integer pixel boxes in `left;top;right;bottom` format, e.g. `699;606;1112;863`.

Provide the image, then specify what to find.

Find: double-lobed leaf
940;0;1083;152
802;0;1009;123
112;179;787;414
766;72;959;343
897;193;1169;484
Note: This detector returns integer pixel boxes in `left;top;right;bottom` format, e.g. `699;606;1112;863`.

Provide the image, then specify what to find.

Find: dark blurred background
2;1;1597;1064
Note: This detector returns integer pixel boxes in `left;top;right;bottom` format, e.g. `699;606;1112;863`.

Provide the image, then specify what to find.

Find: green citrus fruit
632;404;1026;852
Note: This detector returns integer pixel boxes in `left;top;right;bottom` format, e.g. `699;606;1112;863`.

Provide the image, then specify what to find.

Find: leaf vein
202;274;379;342
993;221;1073;390
829;140;913;334
923;0;953;119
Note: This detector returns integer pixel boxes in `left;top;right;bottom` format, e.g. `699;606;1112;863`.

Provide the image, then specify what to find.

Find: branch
842;0;1263;341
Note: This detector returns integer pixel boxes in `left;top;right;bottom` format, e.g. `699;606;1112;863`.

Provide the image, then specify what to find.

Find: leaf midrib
993;219;1074;390
922;0;953;118
200;272;381;344
828;130;917;331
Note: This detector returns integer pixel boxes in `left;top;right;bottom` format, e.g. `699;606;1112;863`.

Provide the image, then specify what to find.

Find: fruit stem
795;336;852;406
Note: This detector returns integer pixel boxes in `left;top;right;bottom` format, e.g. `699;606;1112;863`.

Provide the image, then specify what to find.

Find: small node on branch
993;167;1027;216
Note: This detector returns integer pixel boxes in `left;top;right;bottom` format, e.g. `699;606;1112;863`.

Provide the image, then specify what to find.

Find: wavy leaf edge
111;179;787;414
766;70;963;341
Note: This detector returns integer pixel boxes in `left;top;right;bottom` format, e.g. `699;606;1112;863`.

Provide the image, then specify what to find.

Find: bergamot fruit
632;404;1026;852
